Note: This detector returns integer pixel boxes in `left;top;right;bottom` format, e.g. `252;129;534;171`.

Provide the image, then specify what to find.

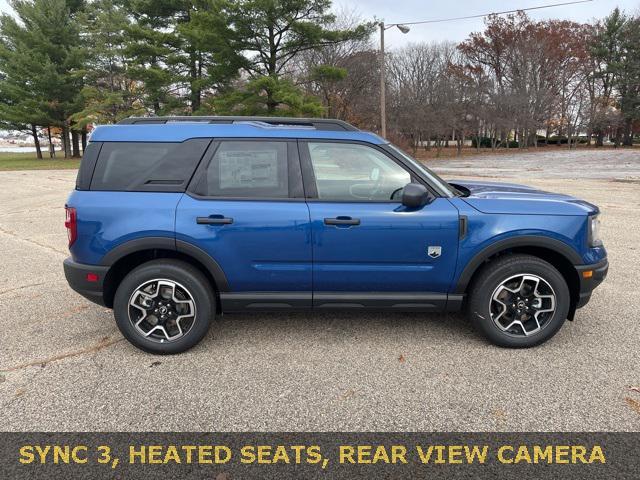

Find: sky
338;0;640;48
0;0;638;49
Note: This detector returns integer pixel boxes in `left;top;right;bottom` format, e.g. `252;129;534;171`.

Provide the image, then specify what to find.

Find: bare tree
387;42;452;153
293;8;379;128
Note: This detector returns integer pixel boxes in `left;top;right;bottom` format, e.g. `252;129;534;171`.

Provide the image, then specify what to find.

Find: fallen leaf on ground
628;386;640;394
15;388;25;397
624;397;640;415
150;361;162;368
398;354;406;363
492;409;508;428
339;389;355;401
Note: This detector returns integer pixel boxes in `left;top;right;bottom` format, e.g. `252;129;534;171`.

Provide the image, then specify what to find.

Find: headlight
589;214;602;247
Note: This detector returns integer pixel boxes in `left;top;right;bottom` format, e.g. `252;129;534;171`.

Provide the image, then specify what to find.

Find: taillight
65;206;77;247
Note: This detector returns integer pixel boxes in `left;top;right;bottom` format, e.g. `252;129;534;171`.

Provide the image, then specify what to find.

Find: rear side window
195;141;289;198
90;139;210;191
76;142;101;190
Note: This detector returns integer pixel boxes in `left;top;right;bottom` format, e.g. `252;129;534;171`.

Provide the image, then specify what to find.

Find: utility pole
380;22;386;139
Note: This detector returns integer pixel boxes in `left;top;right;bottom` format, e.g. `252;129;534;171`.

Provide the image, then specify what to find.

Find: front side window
387;143;455;197
196;141;289;198
306;142;411;201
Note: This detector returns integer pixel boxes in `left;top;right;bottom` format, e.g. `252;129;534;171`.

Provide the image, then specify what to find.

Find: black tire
467;254;570;348
113;259;215;354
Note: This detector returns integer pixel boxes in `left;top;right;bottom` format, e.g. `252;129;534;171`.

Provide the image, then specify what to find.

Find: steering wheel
348;174;385;200
367;173;385;200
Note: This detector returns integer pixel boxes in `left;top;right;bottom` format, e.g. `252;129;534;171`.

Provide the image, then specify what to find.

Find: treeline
0;0;371;158
386;10;640;153
300;8;639;153
0;1;637;159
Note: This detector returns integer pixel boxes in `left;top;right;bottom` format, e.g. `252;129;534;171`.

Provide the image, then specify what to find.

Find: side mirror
401;182;430;208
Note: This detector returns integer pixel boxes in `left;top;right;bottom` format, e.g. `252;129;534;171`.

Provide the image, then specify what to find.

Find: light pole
379;22;410;139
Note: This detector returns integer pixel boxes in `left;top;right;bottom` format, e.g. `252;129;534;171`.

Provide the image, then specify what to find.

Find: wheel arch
100;237;229;309
456;236;582;319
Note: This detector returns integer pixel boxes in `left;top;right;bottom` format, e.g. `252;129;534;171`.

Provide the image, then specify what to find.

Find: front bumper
574;257;609;309
63;257;110;307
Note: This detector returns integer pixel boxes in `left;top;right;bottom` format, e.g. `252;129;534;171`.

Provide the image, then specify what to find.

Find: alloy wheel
489;273;556;337
128;279;196;343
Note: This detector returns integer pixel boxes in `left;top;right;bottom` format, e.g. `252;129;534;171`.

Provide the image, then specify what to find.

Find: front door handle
324;216;360;226
197;215;233;225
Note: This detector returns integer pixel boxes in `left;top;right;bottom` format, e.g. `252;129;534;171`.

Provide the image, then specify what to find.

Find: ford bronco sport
63;116;608;353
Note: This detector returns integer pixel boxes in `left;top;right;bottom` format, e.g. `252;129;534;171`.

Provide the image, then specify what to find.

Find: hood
448;180;599;216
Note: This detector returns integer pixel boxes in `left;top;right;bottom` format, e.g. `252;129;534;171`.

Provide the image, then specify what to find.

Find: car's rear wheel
113;259;215;354
467;254;570;348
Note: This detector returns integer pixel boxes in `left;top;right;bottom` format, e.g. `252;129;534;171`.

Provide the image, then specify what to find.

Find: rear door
175;139;312;310
299;140;460;310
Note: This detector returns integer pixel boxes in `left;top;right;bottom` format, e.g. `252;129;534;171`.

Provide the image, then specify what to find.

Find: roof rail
117;116;359;131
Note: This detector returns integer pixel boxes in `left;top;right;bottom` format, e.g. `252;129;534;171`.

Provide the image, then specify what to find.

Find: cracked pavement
0;149;639;431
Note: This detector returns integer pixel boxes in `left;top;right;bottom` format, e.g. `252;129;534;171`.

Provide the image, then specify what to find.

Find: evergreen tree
72;0;143;128
125;0;244;114
0;0;84;158
125;0;183;114
0;63;49;158
208;76;324;116
226;0;372;113
618;15;640;145
173;0;246;113
589;8;626;146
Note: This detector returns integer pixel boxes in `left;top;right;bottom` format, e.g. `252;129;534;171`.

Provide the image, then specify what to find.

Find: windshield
386;144;457;197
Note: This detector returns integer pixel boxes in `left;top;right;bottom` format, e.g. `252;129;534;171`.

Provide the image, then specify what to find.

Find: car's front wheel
113;259;215;354
467;254;570;348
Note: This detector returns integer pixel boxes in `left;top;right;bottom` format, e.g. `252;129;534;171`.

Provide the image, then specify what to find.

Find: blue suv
63;116;608;353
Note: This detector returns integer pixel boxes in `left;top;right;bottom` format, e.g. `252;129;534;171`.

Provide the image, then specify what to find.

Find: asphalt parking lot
1;149;639;432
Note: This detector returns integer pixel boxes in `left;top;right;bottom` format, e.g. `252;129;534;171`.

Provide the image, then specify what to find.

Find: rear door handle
324;216;360;226
197;215;233;225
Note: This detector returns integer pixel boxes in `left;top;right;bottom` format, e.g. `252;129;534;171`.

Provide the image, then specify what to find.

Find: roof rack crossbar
117;116;359;131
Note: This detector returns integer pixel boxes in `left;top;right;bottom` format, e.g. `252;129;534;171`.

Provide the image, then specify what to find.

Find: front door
300;140;459;309
176;139;312;310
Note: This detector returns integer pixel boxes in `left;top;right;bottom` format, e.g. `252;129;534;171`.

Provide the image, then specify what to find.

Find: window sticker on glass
218;150;279;189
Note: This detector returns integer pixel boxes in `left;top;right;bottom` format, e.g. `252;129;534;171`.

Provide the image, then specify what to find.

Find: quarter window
196;141;289;198
306;142;411;201
90;139;210;191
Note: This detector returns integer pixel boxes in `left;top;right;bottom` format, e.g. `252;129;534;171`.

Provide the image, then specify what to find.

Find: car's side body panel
307;198;460;294
67;190;181;265
175;194;313;294
447;197;607;293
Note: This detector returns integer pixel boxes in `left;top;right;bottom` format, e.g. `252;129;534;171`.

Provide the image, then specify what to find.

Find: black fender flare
176;240;229;292
454;235;583;294
100;236;229;292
